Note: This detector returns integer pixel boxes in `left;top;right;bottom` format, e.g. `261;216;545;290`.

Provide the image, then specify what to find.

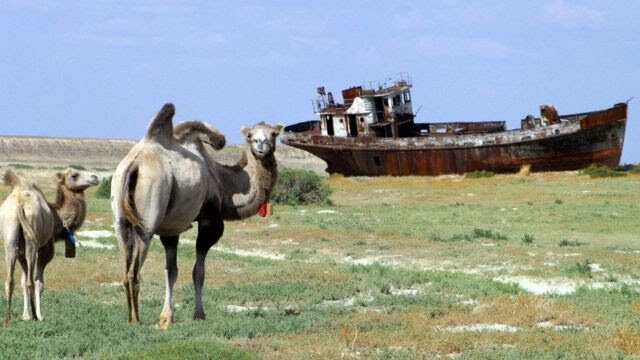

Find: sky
2;0;639;163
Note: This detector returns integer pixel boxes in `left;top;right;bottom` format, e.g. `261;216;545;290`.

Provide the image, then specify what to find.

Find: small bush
581;164;626;178
558;239;588;247
96;176;112;199
271;168;332;205
465;170;495;178
69;164;87;170
9;163;33;169
522;233;535;244
574;259;593;278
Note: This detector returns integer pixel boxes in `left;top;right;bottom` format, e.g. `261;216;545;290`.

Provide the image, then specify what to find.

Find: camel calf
1;168;98;325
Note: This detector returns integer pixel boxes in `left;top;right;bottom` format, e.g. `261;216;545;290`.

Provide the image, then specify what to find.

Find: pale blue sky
2;0;638;163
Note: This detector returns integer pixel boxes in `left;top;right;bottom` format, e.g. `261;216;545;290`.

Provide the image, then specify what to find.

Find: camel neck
54;186;87;232
219;149;277;220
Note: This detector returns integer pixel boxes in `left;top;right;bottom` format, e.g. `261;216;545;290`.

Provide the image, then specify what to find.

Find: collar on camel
258;203;270;217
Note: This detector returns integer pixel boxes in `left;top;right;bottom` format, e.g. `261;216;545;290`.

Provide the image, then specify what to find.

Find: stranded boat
281;75;627;176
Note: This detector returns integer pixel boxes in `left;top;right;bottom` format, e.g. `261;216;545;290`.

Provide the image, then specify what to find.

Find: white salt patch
268;223;279;228
458;299;478;306
390;288;420;296
537;321;585;331
495;276;577;295
438;323;520;333
317;209;338;214
77;230;112;239
77;239;115;250
563;253;582;257
214;247;285;260
321;293;374;307
223;305;260;313
342;256;401;266
481;243;496;247
589;263;603;272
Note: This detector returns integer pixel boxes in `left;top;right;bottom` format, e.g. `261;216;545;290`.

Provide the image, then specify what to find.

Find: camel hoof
155;319;171;330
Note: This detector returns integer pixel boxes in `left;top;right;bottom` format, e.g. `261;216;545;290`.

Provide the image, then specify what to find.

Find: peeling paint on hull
282;103;627;176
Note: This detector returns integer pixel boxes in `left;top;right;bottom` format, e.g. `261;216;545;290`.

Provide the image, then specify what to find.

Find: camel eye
71;174;79;180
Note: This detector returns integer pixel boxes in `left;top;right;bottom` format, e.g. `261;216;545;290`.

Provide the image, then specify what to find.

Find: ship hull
281;104;627;176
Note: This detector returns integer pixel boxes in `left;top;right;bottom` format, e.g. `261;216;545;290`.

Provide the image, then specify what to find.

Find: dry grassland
1;136;640;358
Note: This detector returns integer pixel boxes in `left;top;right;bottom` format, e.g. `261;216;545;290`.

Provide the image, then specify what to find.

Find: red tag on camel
258;203;268;217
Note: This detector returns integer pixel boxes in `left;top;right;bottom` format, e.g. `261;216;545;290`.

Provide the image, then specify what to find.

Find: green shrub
271;168;332;205
558;239;588;247
96;176;112;199
9;163;33;169
69;164;86;170
522;233;535;244
581;164;626;178
465;170;495;178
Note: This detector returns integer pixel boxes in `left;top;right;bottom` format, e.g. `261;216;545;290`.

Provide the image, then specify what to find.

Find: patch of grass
69;164;87;170
96;175;112;199
559;239;588;247
431;228;508;242
570;259;593;278
521;233;535;244
581;164;626;178
8;163;33;169
465;170;495;178
271;168;333;205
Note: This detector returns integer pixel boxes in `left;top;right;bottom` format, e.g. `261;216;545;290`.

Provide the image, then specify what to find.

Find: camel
111;103;282;328
1;168;99;325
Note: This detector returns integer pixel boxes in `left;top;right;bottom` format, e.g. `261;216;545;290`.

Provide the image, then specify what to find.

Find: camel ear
56;172;65;184
241;126;251;138
274;124;284;134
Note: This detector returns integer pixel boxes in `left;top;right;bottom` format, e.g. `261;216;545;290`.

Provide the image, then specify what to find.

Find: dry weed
612;327;640;354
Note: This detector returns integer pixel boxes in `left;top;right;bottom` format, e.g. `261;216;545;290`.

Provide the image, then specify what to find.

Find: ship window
404;91;411;103
373;156;381;167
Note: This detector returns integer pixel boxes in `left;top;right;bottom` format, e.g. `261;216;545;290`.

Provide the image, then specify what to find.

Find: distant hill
0;135;328;174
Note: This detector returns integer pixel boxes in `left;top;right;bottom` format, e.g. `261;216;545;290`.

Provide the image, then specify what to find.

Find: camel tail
144;103;175;144
3;169;22;189
118;162;143;227
16;192;38;242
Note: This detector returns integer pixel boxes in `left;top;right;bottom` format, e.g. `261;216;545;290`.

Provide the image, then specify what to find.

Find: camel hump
144;103;176;143
3;169;23;189
174;120;226;150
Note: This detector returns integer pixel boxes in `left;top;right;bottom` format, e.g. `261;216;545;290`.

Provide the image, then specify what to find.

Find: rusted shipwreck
281;76;627;176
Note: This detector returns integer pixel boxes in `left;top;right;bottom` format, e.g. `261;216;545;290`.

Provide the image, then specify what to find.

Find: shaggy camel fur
111;103;282;328
1;168;98;325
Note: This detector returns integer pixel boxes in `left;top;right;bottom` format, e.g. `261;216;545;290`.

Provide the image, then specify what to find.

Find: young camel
111;103;282;328
1;168;99;325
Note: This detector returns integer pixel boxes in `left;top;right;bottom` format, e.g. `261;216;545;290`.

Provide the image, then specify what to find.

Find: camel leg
127;227;151;324
23;242;38;321
33;241;54;321
116;221;147;324
4;250;17;326
193;210;224;320
158;235;179;329
16;255;33;321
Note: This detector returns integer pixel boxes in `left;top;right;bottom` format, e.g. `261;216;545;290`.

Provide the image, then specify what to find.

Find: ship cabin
312;77;415;139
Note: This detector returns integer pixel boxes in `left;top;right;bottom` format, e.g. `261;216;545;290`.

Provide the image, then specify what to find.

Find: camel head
241;122;284;159
2;169;23;189
174;120;226;151
56;168;99;192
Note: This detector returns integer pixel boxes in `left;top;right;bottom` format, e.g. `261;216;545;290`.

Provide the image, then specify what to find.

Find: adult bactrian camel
111;103;282;328
1;168;99;325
